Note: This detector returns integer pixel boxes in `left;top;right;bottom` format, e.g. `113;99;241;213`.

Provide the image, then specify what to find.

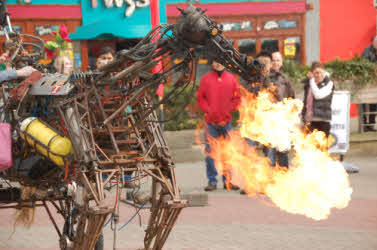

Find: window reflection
238;39;256;58
194;40;235;79
261;38;278;53
0;26;22;36
279;20;297;29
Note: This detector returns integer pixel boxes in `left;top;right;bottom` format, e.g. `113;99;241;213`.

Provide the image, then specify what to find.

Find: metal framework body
0;2;262;249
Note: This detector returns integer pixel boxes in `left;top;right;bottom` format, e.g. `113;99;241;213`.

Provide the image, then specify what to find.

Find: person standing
96;46;135;188
247;51;286;168
268;51;295;168
271;51;295;100
96;46;115;70
197;60;241;191
361;36;377;131
239;51;281;195
362;36;377;63
302;61;334;137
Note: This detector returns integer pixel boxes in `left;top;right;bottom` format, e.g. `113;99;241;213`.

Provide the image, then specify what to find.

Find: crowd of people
196;51;335;193
197;34;377;193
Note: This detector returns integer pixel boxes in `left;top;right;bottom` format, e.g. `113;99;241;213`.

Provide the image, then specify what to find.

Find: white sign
264;21;279;30
98;0;150;17
220;21;252;32
329;91;350;154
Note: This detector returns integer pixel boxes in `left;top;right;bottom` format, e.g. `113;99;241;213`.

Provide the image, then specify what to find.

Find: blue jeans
264;147;289;167
205;122;232;185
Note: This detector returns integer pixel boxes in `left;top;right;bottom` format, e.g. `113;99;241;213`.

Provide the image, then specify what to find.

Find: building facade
2;1;377;69
319;0;376;62
2;0;82;67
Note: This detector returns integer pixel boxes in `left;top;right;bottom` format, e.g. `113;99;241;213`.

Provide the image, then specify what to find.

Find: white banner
329;91;350;154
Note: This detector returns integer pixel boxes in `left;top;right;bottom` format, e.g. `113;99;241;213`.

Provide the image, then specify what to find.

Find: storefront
68;0;309;71
2;0;82;68
69;0;152;71
5;0;375;72
165;1;307;78
67;0;314;72
167;1;307;63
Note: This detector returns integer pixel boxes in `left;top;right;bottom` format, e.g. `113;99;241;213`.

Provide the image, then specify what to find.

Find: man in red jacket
197;60;241;191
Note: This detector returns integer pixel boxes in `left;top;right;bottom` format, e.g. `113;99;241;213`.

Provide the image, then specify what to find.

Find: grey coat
0;70;17;84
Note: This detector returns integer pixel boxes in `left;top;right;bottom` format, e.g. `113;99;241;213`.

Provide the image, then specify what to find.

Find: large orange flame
207;87;352;220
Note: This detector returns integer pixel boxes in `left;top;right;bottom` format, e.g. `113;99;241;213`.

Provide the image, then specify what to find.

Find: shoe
204;184;217;191
364;127;377;132
240;189;265;195
223;183;240;191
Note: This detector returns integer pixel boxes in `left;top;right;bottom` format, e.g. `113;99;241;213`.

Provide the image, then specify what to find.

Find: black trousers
262;146;289;167
309;121;331;137
363;104;376;129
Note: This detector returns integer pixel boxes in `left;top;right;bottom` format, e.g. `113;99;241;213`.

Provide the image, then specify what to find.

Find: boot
204;184;217;191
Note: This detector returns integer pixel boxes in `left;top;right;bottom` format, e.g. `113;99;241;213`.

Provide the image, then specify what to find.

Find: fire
207;87;352;220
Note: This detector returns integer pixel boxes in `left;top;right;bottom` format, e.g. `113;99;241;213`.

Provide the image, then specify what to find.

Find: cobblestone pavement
0;156;376;250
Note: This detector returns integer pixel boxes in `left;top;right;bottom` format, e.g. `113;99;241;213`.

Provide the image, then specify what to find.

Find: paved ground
0;155;376;250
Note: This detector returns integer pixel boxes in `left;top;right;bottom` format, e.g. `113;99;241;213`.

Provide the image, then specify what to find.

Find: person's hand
16;66;37;78
307;71;313;79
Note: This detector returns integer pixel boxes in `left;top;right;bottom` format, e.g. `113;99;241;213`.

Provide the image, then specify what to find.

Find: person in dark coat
270;51;295;101
362;36;377;63
265;51;295;168
361;36;377;131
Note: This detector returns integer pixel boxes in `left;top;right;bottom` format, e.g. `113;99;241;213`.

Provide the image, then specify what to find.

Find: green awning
69;19;151;40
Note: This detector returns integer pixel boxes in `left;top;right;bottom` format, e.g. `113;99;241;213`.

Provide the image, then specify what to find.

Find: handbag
0;122;13;171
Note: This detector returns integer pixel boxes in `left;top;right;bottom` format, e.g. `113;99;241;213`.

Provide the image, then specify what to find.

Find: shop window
238;39;256;58
193;40;235;79
35;25;58;36
0;25;22;36
195;62;211;80
193;46;210;80
116;39;140;51
261;38;278;53
263;20;297;30
279;20;297;29
220;21;252;32
284;36;300;63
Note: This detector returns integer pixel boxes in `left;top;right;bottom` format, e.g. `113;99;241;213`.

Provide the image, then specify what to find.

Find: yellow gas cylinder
20;117;73;167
